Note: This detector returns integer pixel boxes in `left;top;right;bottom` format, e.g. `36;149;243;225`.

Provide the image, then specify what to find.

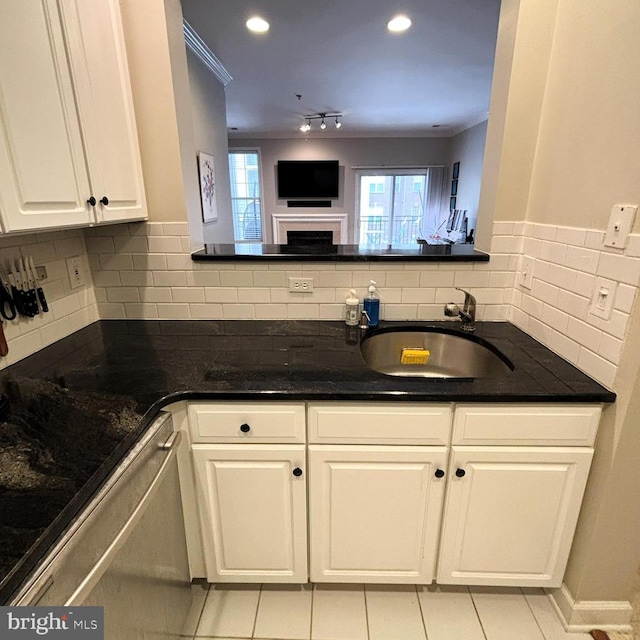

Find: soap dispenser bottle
363;280;380;326
345;289;360;326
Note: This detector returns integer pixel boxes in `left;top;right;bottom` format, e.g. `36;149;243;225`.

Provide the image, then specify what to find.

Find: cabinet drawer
308;402;451;444
188;403;306;443
452;404;601;446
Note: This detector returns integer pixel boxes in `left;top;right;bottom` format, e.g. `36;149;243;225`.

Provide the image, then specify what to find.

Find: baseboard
547;583;633;633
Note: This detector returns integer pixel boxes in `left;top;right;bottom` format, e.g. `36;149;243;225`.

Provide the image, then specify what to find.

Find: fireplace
286;230;333;245
271;212;349;244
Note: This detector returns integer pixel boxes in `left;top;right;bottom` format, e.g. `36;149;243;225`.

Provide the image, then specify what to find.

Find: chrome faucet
359;309;371;331
444;288;476;332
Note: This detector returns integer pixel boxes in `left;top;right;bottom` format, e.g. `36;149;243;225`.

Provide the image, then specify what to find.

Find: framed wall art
198;152;217;222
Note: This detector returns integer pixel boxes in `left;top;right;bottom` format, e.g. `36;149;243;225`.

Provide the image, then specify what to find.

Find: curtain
422;167;448;241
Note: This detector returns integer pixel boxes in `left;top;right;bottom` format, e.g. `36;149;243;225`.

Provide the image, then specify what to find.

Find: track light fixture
299;112;343;132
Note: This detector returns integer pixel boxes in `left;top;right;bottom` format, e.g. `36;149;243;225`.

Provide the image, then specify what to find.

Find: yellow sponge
400;348;430;365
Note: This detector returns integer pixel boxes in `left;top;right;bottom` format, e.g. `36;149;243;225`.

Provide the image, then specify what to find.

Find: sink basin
360;327;514;379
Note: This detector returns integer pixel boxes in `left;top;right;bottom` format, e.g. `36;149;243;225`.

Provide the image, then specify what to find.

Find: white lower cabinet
182;401;601;588
437;446;593;587
192;444;307;582
308;445;447;584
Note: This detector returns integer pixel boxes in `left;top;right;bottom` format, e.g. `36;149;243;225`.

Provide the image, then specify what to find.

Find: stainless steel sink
360;328;514;379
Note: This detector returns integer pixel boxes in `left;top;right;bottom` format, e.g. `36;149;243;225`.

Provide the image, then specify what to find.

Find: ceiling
180;0;502;139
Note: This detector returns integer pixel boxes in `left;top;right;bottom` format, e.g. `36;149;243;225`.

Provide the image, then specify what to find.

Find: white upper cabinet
0;0;146;233
59;0;146;224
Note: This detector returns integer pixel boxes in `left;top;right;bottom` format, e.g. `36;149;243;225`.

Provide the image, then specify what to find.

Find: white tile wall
0;229;97;369
85;222;515;324
509;223;639;389
3;219;637;392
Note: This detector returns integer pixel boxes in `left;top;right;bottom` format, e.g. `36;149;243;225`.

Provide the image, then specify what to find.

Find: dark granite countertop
191;242;490;262
0;319;615;603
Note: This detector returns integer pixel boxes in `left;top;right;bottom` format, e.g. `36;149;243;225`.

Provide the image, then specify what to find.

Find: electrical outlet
66;256;85;289
288;277;314;293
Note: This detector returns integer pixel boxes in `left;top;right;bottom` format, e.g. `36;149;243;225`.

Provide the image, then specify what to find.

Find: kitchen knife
29;256;48;313
14;258;33;317
20;256;39;316
6;263;26;317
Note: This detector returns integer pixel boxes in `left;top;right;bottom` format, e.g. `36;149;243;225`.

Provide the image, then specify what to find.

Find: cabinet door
0;0;93;232
308;445;448;584
437;446;593;587
59;0;147;223
192;445;307;583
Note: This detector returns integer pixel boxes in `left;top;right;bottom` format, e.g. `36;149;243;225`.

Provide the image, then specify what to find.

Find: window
356;169;445;249
228;150;263;241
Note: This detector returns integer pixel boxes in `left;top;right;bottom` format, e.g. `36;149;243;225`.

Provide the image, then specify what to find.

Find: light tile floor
186;584;595;640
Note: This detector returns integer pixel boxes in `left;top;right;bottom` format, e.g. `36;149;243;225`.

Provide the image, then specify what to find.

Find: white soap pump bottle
345;289;360;326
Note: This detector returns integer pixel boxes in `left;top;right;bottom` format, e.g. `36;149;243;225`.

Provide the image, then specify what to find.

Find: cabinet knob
293;467;303;477
87;196;96;206
100;196;109;206
455;468;466;478
434;469;445;478
240;423;251;433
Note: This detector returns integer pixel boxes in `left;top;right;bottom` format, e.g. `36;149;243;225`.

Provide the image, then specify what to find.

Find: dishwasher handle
64;430;182;606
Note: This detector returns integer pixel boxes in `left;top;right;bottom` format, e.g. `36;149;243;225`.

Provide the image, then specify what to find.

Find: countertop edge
191;245;491;262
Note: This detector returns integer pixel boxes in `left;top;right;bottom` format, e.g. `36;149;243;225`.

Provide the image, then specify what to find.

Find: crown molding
449;111;490;136
183;20;232;86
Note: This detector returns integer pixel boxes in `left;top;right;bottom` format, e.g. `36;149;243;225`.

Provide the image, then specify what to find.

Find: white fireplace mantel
271;212;349;244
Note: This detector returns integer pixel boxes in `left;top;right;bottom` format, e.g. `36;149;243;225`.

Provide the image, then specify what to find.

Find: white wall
119;0;189;225
449;120;488;240
232;136;451;243
186;49;234;244
476;0;559;250
511;0;640;608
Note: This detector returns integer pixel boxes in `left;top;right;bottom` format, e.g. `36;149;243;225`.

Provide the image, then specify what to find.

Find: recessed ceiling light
387;14;412;33
246;16;269;33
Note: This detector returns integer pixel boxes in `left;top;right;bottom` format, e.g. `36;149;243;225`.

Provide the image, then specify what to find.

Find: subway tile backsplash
0;229;97;368
2;219;638;390
85;222;516;323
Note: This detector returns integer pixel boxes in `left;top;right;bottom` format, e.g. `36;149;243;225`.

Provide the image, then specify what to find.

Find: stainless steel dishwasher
11;412;199;639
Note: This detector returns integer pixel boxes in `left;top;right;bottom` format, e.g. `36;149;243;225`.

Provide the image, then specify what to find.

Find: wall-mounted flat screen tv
277;160;340;198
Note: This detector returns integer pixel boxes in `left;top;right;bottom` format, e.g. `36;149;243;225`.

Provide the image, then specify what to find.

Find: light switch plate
604;204;637;249
589;277;616;320
519;256;534;290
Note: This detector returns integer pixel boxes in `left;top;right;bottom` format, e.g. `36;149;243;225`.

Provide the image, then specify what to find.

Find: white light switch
604;204;637;249
589;277;616;320
519;256;534;290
